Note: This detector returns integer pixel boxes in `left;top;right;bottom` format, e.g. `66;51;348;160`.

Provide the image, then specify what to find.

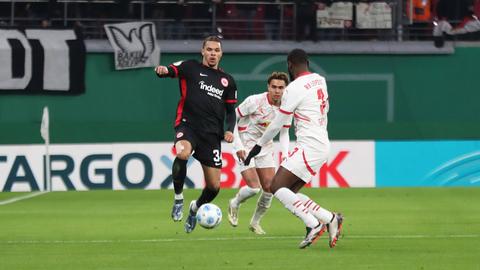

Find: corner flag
40;107;49;142
40;106;51;191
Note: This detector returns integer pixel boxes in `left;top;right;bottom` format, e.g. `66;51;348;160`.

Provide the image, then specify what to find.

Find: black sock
172;158;187;195
195;187;220;208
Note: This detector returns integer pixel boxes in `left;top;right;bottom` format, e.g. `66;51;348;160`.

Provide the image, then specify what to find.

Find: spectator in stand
433;0;479;46
110;0;131;19
475;0;480;17
216;2;242;39
189;0;223;39
405;0;433;40
39;0;61;28
237;0;258;39
436;0;471;22
165;0;188;40
295;0;318;41
265;1;281;40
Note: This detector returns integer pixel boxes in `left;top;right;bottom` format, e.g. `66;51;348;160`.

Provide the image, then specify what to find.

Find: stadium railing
0;0;478;42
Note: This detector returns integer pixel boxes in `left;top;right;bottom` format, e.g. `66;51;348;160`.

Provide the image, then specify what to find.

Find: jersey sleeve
232;123;246;152
165;60;192;78
224;76;238;104
279;85;304;116
235;95;258;118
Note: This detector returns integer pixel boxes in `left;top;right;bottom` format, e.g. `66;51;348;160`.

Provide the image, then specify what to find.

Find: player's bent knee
175;141;192;160
247;181;261;189
176;152;190;160
205;179;221;191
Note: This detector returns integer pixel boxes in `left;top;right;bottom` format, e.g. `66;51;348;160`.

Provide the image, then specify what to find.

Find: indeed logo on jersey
199;81;224;100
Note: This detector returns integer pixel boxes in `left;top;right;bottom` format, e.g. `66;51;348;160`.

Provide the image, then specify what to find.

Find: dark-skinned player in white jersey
244;49;343;248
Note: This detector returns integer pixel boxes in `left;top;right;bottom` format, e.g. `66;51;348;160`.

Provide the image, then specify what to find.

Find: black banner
0;27;85;95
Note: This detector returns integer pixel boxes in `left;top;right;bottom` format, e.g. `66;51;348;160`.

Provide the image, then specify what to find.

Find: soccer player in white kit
244;49;343;249
227;72;291;234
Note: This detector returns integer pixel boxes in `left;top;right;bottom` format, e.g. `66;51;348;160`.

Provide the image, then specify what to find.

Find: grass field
0;188;479;270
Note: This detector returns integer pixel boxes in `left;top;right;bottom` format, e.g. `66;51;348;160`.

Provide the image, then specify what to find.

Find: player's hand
154;65;169;76
224;131;234;143
236;150;246;162
244;144;262;166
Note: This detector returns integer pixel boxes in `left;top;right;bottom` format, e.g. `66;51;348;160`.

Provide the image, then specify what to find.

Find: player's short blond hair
202;36;222;48
267;72;289;86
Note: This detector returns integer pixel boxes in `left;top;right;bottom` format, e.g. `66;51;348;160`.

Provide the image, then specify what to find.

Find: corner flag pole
40;106;51;192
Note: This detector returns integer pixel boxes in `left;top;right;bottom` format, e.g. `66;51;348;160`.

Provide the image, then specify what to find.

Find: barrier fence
1;0;478;41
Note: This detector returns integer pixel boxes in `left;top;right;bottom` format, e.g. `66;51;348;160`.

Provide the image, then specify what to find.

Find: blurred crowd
1;0;479;41
407;0;480;39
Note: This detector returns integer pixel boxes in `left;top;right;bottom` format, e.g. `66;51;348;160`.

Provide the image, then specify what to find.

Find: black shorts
174;124;222;168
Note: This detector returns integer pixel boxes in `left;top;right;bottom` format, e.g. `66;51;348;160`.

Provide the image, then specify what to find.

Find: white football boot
227;199;239;227
249;223;266;235
327;213;344;248
298;223;326;249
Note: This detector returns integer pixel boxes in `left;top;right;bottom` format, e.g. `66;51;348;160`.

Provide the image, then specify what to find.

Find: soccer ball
196;203;222;229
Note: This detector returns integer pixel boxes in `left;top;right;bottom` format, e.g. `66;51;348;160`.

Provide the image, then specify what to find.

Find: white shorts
237;152;275;172
281;145;329;182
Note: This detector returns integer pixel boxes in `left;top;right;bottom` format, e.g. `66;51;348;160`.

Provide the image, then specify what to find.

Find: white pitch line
1;234;478;245
0;191;48;206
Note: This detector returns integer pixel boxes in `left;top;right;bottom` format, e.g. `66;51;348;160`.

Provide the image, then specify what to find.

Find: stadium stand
0;0;478;42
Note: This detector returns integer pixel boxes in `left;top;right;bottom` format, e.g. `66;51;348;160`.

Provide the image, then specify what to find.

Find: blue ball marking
207;216;215;225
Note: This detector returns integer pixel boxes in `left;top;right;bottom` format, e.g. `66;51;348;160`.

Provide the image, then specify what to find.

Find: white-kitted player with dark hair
228;72;291;234
244;49;343;249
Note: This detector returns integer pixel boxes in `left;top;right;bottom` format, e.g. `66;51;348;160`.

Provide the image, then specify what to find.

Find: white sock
250;191;273;225
174;193;184;201
274;188;319;228
231;186;260;208
296;193;334;224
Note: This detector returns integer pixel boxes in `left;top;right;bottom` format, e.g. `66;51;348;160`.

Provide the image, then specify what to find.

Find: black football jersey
165;59;237;136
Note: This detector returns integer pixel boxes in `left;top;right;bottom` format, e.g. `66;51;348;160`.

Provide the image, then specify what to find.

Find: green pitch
0;188;479;270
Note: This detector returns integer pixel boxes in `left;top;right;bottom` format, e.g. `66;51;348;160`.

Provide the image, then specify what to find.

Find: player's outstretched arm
244;144;261;166
258;112;290;146
245;114;290;165
245;113;288;165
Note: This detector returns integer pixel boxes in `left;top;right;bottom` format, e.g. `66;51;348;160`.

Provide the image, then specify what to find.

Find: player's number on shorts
213;149;221;162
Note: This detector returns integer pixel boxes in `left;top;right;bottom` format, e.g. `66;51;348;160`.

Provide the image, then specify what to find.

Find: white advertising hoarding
0;141;375;192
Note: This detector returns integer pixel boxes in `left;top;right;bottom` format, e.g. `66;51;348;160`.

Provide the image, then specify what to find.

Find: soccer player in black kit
155;36;237;233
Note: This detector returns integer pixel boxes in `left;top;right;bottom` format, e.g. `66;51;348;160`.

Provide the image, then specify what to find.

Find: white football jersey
279;72;329;150
236;92;290;155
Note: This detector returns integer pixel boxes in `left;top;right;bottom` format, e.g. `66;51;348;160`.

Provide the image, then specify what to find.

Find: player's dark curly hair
287;49;308;65
267;72;289;85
